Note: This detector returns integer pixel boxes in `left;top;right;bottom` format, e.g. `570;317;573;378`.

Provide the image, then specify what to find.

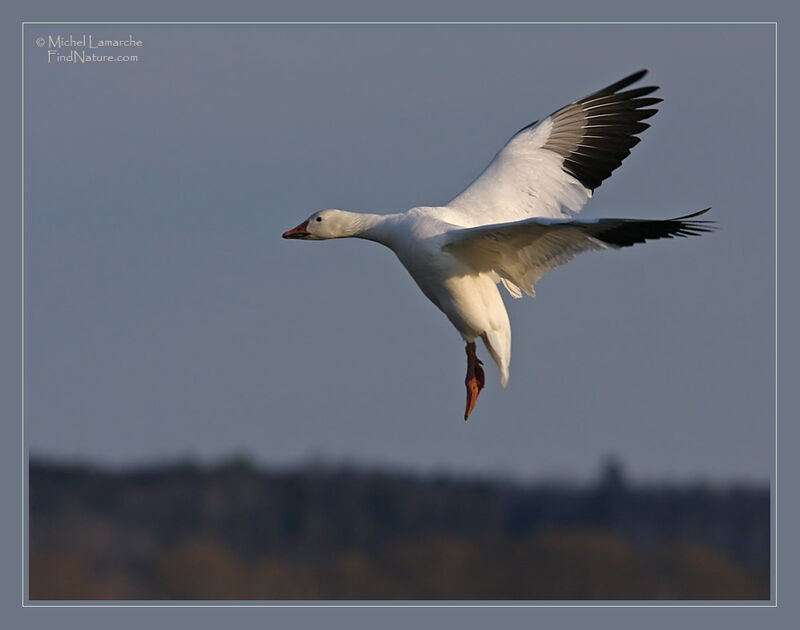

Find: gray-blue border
4;2;794;628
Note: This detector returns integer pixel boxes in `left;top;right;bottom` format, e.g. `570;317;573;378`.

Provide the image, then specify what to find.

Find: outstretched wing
443;209;714;297
440;70;660;227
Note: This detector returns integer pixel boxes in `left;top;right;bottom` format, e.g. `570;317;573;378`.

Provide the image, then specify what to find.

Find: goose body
283;70;713;419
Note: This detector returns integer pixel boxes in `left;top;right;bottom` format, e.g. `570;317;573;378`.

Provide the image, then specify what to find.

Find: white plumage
283;70;713;419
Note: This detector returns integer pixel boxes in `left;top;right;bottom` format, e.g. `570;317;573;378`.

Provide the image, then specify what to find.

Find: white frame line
20;19;779;609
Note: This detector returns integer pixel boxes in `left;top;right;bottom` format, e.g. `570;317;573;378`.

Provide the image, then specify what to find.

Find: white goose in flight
283;70;713;420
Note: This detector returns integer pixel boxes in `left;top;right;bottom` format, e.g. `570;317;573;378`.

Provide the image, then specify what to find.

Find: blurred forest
28;457;770;601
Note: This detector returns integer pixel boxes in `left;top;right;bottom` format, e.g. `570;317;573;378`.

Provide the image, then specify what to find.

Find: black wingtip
591;69;651;98
618;69;649;88
671;207;712;221
531;70;662;193
590;208;716;247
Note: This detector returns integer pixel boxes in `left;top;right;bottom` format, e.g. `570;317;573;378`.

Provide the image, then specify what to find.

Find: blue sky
24;24;775;482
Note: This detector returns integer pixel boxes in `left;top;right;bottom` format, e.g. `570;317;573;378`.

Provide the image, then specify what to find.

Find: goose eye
315;217;322;222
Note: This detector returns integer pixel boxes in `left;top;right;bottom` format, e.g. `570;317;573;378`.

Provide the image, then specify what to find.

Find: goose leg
464;341;485;420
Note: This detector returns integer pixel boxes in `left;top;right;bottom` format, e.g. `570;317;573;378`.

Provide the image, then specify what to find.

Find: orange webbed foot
464;342;486;420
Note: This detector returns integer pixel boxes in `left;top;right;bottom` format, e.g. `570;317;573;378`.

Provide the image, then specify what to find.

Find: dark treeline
28;457;770;601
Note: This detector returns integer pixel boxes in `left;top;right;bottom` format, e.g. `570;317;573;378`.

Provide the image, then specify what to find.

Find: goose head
282;209;365;240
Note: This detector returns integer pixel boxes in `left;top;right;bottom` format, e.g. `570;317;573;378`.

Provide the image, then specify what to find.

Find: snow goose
283;70;713;420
